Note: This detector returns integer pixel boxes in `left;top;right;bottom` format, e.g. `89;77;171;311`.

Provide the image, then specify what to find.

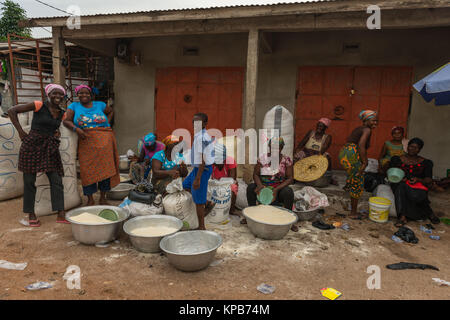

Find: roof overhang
23;0;450;27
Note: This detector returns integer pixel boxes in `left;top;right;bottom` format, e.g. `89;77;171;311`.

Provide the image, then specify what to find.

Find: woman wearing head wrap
294;117;333;170
246;136;297;231
338;109;378;219
129;132;165;184
151;135;188;195
8;83;67;226
378;126;406;173
212;143;240;215
389;138;440;226
63;84;119;206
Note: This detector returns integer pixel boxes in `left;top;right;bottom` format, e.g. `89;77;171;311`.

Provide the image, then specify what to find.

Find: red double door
155;67;244;143
296;66;413;169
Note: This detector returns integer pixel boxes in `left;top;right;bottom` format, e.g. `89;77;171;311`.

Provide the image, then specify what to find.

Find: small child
379;126;406;173
182;113;215;230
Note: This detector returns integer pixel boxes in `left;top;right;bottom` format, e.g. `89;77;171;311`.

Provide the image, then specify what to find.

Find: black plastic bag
394;226;419;244
364;172;384;192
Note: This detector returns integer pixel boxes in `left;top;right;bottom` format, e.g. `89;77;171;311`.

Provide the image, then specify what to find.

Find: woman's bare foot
395;216;408;227
86;195;95;206
99;199;110;205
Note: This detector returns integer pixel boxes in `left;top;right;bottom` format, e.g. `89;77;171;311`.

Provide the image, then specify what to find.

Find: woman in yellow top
378;126;406;173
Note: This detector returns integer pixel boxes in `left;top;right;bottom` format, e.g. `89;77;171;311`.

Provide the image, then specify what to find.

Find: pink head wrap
44;84;65;97
75;84;91;95
318;118;331;127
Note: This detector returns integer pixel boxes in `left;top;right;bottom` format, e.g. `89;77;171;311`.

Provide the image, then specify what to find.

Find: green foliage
0;0;32;41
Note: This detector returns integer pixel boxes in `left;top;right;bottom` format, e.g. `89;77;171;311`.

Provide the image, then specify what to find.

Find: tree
0;0;31;41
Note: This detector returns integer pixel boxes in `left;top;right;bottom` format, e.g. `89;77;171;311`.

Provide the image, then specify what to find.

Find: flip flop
240;218;247;225
56;218;70;224
290;225;299;232
29;219;41;227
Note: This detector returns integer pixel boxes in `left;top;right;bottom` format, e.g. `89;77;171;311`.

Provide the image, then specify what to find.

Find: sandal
29;219;41;227
429;215;441;225
240;218;247;225
56;218;70;224
290;225;299;232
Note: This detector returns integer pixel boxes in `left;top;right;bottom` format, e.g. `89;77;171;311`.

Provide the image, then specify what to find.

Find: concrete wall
113;33;248;154
112;27;450;176
256;28;450;177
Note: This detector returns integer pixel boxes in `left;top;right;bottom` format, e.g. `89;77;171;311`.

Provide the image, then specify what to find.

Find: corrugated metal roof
29;1;338;20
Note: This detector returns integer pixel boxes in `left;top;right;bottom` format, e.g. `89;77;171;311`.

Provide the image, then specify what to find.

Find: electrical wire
33;0;74;16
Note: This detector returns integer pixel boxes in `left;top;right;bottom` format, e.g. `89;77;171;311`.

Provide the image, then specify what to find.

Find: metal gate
6;33;113;106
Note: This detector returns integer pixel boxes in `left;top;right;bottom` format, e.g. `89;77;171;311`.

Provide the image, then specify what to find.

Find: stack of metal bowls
66;205;129;245
123;215;183;253
242;206;298;240
106;183;135;200
159;230;222;272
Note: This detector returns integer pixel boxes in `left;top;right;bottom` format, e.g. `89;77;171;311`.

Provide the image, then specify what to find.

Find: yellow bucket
369;197;391;223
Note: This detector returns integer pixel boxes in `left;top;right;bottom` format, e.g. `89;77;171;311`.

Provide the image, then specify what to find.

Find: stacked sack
0;117;24;201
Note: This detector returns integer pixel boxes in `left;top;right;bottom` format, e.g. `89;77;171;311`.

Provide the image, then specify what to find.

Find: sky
15;0;312;38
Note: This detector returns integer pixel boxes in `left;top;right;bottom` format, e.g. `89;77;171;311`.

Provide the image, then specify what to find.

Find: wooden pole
243;29;260;130
52;27;66;86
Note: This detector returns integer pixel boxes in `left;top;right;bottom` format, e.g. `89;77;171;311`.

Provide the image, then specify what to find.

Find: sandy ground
0;187;449;300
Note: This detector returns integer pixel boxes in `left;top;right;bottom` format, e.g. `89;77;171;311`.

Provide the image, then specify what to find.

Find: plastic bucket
369;197;391;223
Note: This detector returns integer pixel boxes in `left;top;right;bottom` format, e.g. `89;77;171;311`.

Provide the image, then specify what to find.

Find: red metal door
296;66;412;169
155;67;244;141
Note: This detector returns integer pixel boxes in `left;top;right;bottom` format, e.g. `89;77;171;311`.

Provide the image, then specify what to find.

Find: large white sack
35;125;81;216
0;117;24;200
294;186;329;210
374;184;397;217
163;178;199;230
262;105;294;159
119;195;164;217
206;178;233;224
235;178;248;210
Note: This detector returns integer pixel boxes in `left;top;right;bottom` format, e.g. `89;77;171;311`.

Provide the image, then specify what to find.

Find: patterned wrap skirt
18;130;64;177
338;143;364;199
78;127;120;188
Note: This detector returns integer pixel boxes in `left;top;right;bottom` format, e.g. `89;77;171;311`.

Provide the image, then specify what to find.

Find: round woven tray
294;155;328;182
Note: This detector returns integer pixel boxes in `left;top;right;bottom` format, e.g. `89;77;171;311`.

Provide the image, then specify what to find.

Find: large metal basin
106;183;135;200
159;231;222;272
242;206;298;240
123;215;183;253
66;205;129;245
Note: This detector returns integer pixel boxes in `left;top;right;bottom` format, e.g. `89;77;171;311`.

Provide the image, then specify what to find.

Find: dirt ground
0;187;449;300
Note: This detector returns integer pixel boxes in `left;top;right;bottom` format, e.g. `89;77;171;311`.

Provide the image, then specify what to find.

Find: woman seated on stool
294;118;332;170
151;135;187;195
245;137;297;231
389;138;440;227
129;133;165;184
